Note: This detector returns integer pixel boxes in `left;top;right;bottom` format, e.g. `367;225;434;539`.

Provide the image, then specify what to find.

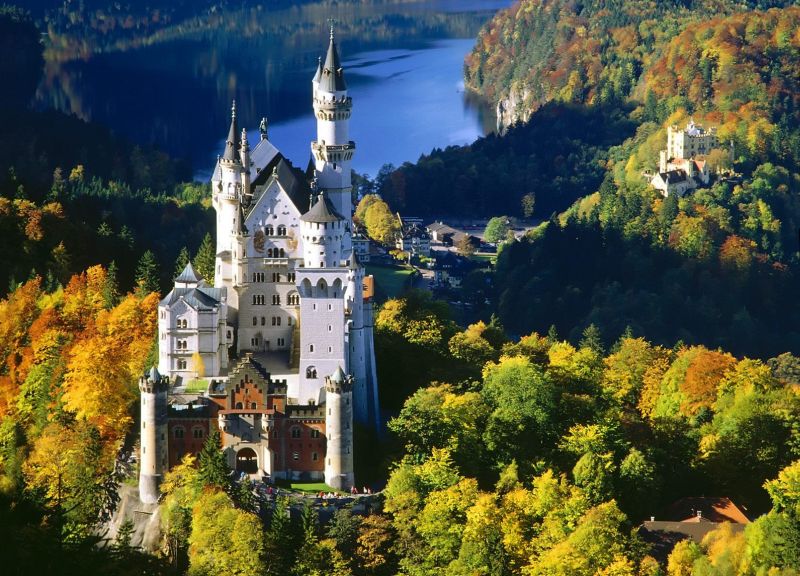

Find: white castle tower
212;101;245;321
324;366;354;490
312;27;355;221
138;367;168;504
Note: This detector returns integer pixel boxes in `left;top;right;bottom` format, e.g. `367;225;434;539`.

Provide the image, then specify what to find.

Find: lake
36;0;513;180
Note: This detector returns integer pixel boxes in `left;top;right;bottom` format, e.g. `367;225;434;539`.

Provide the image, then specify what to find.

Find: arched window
311;428;321;438
235;402;243;409
277;225;286;236
279;248;285;258
251;402;257;409
192;427;204;439
174;427;185;439
267;248;274;257
266;225;274;236
291;427;301;439
272;294;281;305
306;366;317;379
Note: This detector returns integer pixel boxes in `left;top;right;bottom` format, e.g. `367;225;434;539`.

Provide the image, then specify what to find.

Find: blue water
37;1;513;180
253;39;489;179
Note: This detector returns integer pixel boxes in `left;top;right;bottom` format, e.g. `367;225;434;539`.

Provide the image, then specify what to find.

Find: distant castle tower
312;26;355;220
138;367;168;504
324;366;354;490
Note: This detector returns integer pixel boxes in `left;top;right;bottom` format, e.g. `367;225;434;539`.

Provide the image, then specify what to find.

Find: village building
639;497;750;561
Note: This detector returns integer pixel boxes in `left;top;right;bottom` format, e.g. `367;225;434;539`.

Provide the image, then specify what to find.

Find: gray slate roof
320;37;347;92
312;56;322;84
175;262;203;284
659;170;688;184
160;284;225;311
301;194;344;223
330;365;347;384
222;104;239;162
248;157;312;217
249;137;281;183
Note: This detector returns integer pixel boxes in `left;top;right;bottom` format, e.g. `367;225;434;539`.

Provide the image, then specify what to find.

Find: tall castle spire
222;100;240;163
310;26;354;219
320;26;347;92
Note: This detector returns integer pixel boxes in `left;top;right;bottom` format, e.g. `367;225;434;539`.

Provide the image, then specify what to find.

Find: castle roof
312;56;322;84
222;101;240;163
175;262;203;284
248;137;281;183
330;365;347;384
301;193;344;223
320;34;347;92
249;156;312;216
658;170;688;184
147;366;161;382
160;284;225;311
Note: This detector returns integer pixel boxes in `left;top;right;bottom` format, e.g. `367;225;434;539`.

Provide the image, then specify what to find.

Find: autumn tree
483;216;512;244
188;489;264;576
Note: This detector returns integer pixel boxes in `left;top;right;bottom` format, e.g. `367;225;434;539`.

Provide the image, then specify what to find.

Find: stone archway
236;447;258;474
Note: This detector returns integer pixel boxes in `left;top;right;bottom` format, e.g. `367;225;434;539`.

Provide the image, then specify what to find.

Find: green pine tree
135;250;160;296
579;323;604;355
103;261;120;308
174;247;191;280
233;477;258;514
194;233;215;282
198;428;229;490
265;496;297;576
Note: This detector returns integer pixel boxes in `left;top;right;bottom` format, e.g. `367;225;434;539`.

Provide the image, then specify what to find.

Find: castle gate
236;447;258;474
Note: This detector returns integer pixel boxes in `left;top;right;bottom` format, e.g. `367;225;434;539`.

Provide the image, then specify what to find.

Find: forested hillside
465;0;800;127
0;8;214;297
5;280;798;574
487;7;800;356
0;267;170;573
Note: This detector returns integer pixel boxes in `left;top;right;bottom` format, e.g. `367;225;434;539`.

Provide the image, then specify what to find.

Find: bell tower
311;26;355;220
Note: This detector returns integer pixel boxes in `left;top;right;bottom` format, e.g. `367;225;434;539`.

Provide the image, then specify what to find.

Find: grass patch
184;378;209;393
469;253;496;266
274;480;344;494
366;264;413;299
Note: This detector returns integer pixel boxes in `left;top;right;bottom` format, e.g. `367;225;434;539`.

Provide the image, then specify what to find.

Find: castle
139;30;379;504
650;119;730;197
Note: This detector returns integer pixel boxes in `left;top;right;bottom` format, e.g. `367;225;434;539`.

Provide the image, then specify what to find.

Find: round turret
139;367;169;504
300;192;345;268
324;367;354;490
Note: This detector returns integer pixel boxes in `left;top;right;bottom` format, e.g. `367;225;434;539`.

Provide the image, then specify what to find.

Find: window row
173;427;204;439
249;336;287;348
252;316;294;326
266;248;287;258
251;272;297;284
264;225;287;236
289;427;322;439
291;451;319;461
